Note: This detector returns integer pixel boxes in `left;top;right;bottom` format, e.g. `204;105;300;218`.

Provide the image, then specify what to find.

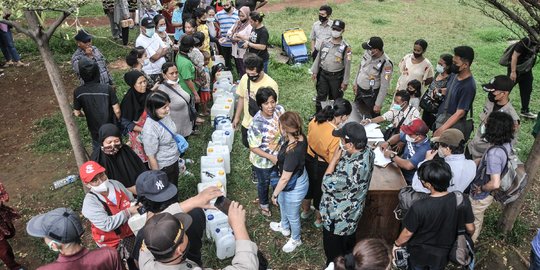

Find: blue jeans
253;166;273;207
263;59;269;74
0;30;21;62
277;168;309;241
531;249;540;270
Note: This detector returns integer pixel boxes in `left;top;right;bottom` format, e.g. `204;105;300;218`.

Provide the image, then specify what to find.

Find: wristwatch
390;152;396;161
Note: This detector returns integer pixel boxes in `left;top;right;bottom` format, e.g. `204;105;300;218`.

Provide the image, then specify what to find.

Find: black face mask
248;74;260;82
224;7;232;12
200;20;207;24
488;92;497;102
240;18;247;23
319;15;328;22
413;52;422;58
450;64;461;74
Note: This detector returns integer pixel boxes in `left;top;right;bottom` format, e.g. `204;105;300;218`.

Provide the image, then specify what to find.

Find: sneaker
300;209;313;220
270;222;290;237
521;111;537;119
282;238;302;253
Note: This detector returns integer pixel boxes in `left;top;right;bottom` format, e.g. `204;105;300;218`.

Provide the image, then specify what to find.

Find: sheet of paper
363;123;380;132
373;147;392;167
366;127;384;139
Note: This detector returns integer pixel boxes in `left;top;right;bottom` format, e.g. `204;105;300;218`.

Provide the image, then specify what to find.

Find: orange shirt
307;119;339;162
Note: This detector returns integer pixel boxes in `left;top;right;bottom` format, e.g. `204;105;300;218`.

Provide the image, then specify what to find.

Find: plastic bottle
50;175;78;190
215;227;236;259
205;210;229;239
197;180;226;199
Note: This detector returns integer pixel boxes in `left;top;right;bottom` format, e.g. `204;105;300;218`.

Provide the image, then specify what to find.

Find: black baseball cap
482;75;514;92
136;170;178;202
141;17;155;28
26;207;84;243
332;20;345;31
143;212;192;259
362;36;384;50
74;29;92;43
332;122;367;145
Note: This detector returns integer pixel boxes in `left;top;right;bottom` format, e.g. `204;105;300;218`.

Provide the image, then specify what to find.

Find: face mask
145;28;155;38
413;52;422;58
142;59;150;66
224;7;232;12
200;20;207;24
437;147;446;158
405;135;416;143
90;179;109;193
158;26;167;32
47;240;61;252
436;64;444;73
240;18;247;23
391;103;402;111
102;143;122;155
207;18;215;23
331;30;342;38
449;63;461;74
167;78;179;85
319;15;328;22
248;74;260;82
339;140;347;151
487;92;497;102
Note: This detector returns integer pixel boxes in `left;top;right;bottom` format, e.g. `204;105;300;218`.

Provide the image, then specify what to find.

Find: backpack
499;38;537;73
491;146;528;205
393;186;429;220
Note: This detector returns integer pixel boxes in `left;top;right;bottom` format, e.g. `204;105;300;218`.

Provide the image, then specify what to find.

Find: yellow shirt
197;24;213;67
307;119;339;162
236;74;279;128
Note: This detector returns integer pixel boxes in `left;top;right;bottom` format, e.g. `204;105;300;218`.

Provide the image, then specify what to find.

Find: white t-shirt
136;33;167;75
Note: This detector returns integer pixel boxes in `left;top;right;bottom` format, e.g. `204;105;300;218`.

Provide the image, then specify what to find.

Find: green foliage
371;18;390;25
475;27;515;43
31;112;92;153
482;207;530;245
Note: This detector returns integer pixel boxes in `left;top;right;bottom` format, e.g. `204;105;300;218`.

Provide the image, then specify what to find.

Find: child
200;51;212;116
407;79;422;110
189;32;209;119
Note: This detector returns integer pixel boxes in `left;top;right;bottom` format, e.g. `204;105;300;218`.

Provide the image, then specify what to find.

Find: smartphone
214;196;232;215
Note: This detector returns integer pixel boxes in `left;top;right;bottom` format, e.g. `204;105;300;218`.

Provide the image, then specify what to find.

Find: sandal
196;117;205;124
1;61;13;68
15;61;29;67
259;207;271;217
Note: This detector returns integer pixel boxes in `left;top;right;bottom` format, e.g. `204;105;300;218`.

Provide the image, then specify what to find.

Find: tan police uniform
354;50;393;117
310;19;333;58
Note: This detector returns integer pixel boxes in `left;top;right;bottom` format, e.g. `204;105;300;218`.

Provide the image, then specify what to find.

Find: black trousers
316;69;344;112
186;208;206;266
161;160;179;188
354;86;381;118
323;227;357;266
219;44;233;71
305;155;328;210
422;110;437;131
511;68;534;113
241;126;249;148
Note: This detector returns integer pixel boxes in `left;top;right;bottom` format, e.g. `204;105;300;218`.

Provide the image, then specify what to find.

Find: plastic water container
213;115;230;129
215;71;234;84
207;144;230;173
215;96;235;109
214;79;233;93
213;90;235;105
212;130;233;153
127;212;147;235
201;168;227;183
197;180;226;197
215;227;236;259
205;209;229;239
215;118;232;130
201;156;226;173
214;55;225;66
211;103;233;120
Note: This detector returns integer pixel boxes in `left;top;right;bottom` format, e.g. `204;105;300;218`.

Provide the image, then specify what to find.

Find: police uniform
311;20;351;113
354;38;393;118
310;19;333;59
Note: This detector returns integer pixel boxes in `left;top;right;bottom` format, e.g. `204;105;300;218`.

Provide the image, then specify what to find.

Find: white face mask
405;135;416;143
339;140;347;151
90;179;109;193
436;64;444;73
331;30;342;38
167;78;179;85
437;147;446;158
207;18;215;23
142;59;150;66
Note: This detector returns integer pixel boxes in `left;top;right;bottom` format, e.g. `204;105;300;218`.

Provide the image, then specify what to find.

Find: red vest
90;188;133;248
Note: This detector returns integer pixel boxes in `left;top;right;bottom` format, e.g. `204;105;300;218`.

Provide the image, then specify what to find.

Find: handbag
158;121;189;154
270;168;301;192
163;83;197;122
435;76;475;140
420;74;444;113
393;186;429;220
383;108;412;141
247;79;260;117
449;192;475;267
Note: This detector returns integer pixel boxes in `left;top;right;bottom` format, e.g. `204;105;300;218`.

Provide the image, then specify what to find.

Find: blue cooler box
281;28;309;64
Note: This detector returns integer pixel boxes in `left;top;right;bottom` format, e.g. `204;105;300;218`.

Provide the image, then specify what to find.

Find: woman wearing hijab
227;6;252;76
91;124;147;194
120;70;150;164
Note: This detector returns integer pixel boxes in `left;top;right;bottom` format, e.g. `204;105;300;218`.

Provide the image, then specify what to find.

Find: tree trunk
36;40;88;168
498;134;540;232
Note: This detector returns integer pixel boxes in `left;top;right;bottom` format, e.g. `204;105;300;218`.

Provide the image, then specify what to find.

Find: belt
320;69;344;76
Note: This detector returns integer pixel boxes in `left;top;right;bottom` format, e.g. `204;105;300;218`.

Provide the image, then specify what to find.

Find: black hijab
91;124;147;188
121;70;148;122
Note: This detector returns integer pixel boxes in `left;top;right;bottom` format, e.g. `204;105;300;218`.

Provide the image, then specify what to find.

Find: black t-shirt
277;137;307;176
515;37;538;65
73;83;118;141
236;0;262;11
248;26;270;62
403;192;474;268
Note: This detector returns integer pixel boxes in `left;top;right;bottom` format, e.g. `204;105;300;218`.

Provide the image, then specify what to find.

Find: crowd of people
0;0;539;269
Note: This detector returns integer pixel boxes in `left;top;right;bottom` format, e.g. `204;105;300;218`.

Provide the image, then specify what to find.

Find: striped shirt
215;9;239;47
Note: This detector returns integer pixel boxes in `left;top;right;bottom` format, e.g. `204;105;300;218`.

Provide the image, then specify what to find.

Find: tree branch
517;0;540;27
0;19;33;39
486;0;540;39
45;10;72;42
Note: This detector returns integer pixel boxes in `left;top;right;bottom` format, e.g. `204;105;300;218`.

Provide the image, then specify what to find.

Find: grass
15;0;540;268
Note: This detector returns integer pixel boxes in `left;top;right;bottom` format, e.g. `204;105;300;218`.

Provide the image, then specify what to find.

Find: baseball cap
141;17;155;28
26;207;84;243
136;170;178;202
482;75;514;92
400;119;429;136
432;128;464;147
79;161;106;183
332;20;345;31
332;122;367;145
74;29;92;43
143;212;192;258
362;36;384;50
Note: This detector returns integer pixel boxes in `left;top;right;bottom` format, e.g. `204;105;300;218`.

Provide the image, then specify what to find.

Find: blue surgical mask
158;26;167;33
391;103;402;111
146;28;155;38
436;64;444;74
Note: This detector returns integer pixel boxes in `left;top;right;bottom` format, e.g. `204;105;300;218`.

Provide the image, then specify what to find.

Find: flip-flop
260;207;271;217
15;62;29;67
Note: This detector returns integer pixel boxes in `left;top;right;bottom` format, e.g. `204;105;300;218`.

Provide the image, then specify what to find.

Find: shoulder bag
163;83;197;122
449;192;475;267
158;120;189;154
247;79;260;117
383;108;412;140
420;72;445;113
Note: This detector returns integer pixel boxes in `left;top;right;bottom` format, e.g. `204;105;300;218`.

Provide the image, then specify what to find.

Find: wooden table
356;163;406;243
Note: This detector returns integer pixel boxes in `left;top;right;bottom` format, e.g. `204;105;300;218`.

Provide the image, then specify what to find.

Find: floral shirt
247;105;284;169
320;148;375;236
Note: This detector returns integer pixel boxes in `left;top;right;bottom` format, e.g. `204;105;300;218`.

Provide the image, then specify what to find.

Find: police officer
310;5;333;60
353;36;393;118
311;19;352;113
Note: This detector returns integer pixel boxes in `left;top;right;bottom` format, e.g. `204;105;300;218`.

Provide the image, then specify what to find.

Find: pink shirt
37;247;122;270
